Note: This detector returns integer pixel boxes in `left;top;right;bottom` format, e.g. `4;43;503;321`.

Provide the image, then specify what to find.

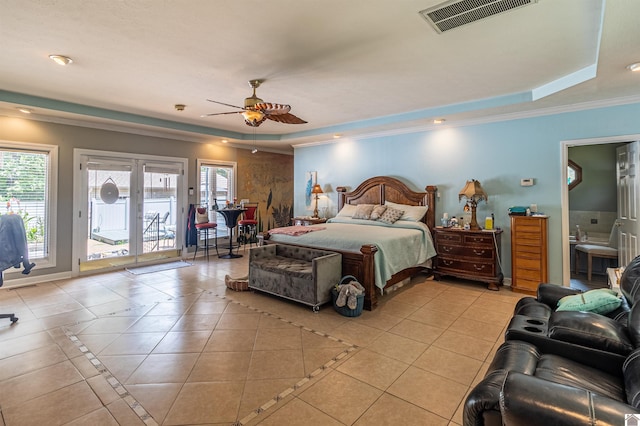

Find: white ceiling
1;0;640;153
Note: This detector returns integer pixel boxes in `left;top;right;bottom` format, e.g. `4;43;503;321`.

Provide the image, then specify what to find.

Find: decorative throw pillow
385;201;428;222
370;205;387;220
556;288;622;314
336;204;358;218
353;204;375;220
378;206;405;224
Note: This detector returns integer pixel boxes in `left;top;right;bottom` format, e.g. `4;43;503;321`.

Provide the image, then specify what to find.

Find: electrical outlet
591;218;598;224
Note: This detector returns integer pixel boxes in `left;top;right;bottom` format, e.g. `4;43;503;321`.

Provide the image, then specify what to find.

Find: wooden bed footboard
342;244;378;310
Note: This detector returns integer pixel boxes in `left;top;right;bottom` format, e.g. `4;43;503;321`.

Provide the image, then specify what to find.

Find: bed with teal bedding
264;176;438;310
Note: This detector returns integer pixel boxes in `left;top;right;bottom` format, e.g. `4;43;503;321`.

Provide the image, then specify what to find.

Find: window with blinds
198;161;236;237
0;144;55;262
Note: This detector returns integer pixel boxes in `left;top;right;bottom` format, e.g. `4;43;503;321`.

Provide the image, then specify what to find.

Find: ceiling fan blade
206;99;246;110
201;111;242;117
254;102;291;115
266;112;307;124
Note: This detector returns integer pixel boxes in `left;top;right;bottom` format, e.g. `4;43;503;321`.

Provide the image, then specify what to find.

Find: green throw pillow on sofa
556;288;622;314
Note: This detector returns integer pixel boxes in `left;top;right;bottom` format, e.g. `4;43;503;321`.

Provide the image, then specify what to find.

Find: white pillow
353;204;375;220
336;204;358;217
385;201;428;222
370;205;387;220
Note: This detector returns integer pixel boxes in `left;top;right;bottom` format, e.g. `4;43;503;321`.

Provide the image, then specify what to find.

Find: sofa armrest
500;372;639;426
549;310;633;356
313;252;343;299
463;341;540;426
537;283;582;308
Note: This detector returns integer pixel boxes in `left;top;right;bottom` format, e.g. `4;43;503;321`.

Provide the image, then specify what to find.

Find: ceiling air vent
419;0;537;33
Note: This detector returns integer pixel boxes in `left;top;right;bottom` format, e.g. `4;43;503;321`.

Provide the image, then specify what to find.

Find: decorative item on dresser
510;215;548;294
291;216;328;226
433;227;503;290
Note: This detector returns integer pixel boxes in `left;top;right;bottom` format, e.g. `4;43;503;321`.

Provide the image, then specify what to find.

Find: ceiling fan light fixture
49;54;73;66
242;109;265;122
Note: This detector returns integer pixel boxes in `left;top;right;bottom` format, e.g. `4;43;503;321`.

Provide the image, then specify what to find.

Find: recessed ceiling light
333;134;341;139
627;62;640;72
49;55;73;66
221;139;228;144
433;118;446;124
17;107;32;114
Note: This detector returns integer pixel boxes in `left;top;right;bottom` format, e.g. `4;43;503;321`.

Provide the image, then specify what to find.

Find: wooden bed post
336;186;347;212
360;244;378;310
425;185;437;233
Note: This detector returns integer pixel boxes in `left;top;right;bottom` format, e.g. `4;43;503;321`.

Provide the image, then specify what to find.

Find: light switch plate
520;178;534;186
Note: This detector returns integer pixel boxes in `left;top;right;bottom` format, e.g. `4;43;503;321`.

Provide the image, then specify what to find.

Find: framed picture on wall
305;171;317;208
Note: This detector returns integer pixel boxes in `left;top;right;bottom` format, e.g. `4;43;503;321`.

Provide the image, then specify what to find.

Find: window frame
0;140;58;272
568;159;583;190
196;159;237;237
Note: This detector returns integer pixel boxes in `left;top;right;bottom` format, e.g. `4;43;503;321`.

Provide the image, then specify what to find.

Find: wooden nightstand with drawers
433;227;503;290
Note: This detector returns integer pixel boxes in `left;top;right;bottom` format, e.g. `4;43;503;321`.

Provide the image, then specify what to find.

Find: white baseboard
1;271;73;289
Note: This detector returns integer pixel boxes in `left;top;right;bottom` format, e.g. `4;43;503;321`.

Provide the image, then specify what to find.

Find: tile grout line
207;291;361;425
61;288;359;426
64;329;159;426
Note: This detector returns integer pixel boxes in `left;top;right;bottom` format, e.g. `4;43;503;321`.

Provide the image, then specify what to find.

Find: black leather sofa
514;254;640;323
464;340;640;426
503;256;640;373
463;256;640;426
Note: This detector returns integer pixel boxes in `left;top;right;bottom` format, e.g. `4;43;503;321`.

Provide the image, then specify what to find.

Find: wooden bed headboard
336;176;437;230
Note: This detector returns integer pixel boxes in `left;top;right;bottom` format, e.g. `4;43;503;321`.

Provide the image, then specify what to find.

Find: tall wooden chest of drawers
433;228;503;290
510;215;549;295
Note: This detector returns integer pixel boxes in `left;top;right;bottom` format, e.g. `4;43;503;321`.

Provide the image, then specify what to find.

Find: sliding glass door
74;151;186;273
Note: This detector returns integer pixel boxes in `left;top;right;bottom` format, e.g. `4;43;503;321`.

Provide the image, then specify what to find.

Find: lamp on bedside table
311;184;323;218
459;179;488;230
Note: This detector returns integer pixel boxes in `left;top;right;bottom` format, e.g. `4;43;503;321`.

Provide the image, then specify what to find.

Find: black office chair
0;311;18;324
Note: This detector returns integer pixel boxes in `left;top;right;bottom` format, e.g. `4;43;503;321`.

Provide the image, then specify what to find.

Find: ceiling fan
202;80;307;127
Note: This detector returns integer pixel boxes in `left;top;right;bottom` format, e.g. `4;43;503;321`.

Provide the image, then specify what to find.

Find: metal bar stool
193;205;218;261
237;203;258;250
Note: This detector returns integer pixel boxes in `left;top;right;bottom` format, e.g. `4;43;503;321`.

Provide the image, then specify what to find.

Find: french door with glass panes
73;151;187;273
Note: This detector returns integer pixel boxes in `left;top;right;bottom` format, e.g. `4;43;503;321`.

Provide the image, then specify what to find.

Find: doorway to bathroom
562;136;640;288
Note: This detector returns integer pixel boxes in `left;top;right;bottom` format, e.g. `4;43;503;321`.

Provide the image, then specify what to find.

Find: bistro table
217;208;246;259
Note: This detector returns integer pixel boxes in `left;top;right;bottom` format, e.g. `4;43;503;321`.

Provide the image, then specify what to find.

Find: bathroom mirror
568;160;582;190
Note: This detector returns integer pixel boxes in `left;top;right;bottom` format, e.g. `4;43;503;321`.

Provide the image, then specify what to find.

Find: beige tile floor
0;256;522;426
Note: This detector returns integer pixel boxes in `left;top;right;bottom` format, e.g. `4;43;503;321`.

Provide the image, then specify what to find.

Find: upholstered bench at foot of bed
248;244;342;311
